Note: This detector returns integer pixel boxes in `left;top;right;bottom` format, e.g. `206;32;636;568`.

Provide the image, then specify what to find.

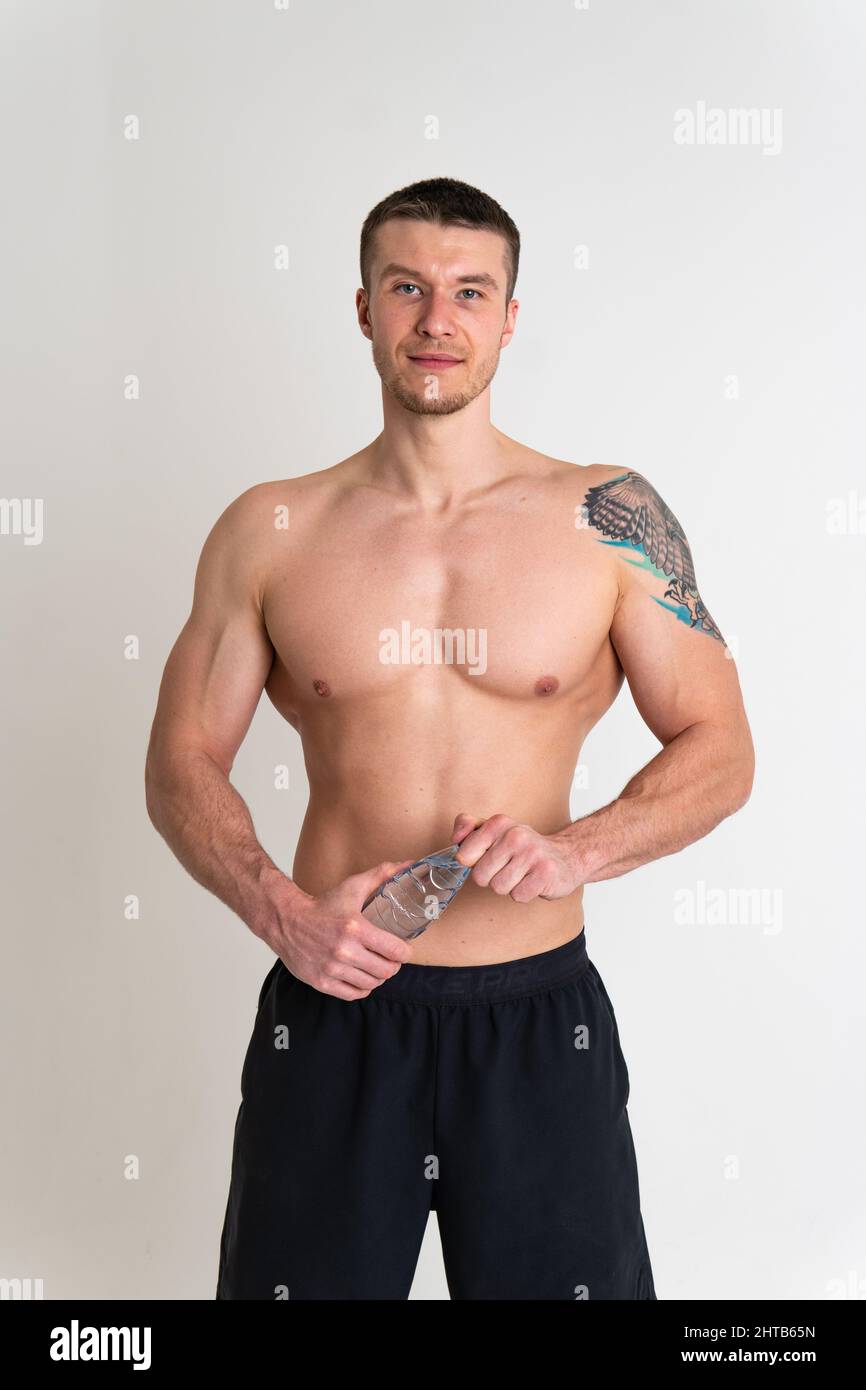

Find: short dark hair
360;176;520;304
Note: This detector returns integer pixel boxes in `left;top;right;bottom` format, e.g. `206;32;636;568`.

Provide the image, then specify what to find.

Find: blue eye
395;283;419;295
460;288;481;299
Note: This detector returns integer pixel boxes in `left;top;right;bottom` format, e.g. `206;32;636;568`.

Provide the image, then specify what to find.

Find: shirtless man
145;177;754;1301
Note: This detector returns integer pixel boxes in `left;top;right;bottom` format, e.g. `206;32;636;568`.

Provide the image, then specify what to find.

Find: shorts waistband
370;927;589;1005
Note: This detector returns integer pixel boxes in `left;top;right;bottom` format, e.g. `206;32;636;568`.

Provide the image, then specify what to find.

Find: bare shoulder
570;463;724;644
502;452;643;539
540;456;694;541
195;458;367;614
526;455;633;518
202;460;354;558
536;456;724;642
524;453;628;491
191;471;323;604
211;465;342;530
197;480;292;573
570;462;696;557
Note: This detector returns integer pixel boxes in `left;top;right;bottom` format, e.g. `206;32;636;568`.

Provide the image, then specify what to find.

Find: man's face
358;219;518;416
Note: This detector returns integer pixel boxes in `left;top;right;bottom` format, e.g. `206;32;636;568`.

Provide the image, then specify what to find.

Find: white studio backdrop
1;0;863;1300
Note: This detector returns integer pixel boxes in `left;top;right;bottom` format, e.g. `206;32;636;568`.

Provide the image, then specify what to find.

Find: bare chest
262;503;618;712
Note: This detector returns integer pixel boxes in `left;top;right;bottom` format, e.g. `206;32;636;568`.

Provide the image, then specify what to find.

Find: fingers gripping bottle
361;844;471;941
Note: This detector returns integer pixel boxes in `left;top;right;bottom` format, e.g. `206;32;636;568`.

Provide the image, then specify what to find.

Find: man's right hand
262;859;416;1001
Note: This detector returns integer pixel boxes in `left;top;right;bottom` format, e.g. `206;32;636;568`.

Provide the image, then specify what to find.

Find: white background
1;0;864;1299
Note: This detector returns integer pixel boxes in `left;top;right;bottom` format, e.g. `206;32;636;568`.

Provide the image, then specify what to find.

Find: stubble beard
372;341;501;416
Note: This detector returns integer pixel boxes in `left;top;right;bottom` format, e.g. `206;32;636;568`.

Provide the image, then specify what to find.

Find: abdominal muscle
287;719;588;967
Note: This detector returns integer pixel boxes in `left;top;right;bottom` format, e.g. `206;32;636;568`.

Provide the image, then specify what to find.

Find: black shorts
216;927;656;1300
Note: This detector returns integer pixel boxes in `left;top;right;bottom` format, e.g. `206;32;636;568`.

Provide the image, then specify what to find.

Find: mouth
406;354;464;369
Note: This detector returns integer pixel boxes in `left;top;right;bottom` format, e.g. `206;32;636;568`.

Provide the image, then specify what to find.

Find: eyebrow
378;262;500;292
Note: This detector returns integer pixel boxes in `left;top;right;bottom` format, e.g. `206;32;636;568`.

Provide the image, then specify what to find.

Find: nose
414;288;456;339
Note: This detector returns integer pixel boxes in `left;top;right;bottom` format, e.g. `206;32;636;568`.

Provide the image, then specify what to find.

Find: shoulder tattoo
581;470;724;642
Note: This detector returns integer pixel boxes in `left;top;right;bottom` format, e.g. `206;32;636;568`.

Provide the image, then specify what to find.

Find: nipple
312;679;332;698
534;675;559;697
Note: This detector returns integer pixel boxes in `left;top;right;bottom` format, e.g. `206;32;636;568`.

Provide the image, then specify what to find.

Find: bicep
610;575;745;745
589;468;747;745
148;499;275;776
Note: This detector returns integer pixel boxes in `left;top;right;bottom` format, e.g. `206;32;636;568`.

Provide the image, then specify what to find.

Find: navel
534;675;560;697
312;678;332;698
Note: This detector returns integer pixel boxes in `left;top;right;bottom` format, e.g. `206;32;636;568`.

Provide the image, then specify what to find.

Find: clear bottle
361;844;471;940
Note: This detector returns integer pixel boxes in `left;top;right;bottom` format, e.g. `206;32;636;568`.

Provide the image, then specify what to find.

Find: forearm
145;749;306;939
560;719;754;884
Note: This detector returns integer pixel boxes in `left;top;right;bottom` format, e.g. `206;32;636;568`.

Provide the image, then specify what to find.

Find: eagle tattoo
582;471;724;642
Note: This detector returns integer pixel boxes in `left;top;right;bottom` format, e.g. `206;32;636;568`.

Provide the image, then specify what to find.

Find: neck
366;386;515;508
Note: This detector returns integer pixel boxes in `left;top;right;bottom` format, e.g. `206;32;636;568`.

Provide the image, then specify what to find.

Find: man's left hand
450;812;582;903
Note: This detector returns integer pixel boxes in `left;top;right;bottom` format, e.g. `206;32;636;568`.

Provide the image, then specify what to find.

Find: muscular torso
258;446;625;964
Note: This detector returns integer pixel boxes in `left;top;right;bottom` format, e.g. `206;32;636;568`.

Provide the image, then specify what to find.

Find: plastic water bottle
361;844;471;940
